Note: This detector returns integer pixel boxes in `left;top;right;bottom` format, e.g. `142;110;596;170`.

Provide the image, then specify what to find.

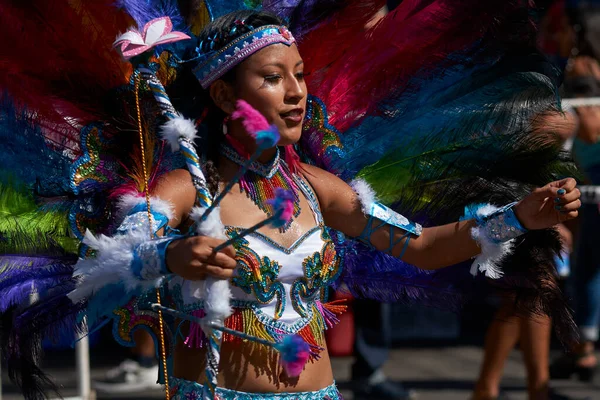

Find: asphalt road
2;346;599;399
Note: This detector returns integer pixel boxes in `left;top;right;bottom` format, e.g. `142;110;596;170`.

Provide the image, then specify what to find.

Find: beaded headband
193;25;296;89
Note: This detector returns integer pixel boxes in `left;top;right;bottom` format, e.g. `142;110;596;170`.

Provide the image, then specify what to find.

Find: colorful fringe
182;300;346;360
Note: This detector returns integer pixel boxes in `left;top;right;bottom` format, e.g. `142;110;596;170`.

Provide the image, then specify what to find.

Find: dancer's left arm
302;164;581;271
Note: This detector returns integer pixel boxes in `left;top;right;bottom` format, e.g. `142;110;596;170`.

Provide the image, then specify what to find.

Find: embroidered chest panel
225;227;341;319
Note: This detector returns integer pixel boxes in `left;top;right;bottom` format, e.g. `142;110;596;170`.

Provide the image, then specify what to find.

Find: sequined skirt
169;377;343;399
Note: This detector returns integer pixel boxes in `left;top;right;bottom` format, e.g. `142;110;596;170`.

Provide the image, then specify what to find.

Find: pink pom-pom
274;335;310;377
267;189;295;228
231;100;270;135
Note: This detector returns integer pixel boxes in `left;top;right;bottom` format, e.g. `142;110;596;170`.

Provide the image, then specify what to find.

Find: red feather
301;0;537;132
0;1;134;154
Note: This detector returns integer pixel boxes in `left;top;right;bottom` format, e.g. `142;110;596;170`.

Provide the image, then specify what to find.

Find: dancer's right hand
166;236;237;280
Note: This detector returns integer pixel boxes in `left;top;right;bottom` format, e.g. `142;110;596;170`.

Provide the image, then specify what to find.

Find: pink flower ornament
114;17;190;60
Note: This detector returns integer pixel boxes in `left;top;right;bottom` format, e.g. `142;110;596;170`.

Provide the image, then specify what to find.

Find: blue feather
0;97;72;196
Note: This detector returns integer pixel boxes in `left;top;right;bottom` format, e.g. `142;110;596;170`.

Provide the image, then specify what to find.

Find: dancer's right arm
154;169;237;281
68;169;237;309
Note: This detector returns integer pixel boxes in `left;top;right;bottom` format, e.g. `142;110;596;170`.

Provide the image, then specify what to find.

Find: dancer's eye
264;74;282;83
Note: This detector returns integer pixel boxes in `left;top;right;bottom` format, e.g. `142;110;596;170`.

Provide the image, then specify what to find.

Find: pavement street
2;346;599;399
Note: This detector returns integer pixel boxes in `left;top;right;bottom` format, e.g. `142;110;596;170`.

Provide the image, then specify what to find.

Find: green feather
0;179;78;254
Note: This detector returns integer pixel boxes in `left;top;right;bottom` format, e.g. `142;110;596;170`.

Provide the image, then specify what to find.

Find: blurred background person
550;0;600;382
472;2;586;398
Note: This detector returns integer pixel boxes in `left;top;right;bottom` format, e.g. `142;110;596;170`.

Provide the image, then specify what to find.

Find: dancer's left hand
514;178;581;230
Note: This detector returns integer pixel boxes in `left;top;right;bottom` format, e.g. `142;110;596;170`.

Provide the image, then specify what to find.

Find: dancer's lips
280;108;304;124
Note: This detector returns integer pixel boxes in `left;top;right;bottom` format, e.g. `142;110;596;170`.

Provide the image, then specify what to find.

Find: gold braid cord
134;73;170;398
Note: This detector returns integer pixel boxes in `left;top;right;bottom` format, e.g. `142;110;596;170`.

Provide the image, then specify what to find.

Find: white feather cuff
115;194;175;222
468;204;526;279
351;179;377;214
68;230;171;303
470;225;513;279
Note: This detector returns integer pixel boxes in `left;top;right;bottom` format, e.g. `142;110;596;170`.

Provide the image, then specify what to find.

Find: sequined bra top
174;176;345;356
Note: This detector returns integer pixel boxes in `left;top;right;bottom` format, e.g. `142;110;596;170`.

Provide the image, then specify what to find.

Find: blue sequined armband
466;202;528;244
357;202;422;259
131;235;182;279
117;203;170;237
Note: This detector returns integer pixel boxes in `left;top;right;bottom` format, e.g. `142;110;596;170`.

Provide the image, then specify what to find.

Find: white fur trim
116;194;175;222
469;204;509;279
474;204;500;218
190;206;227;239
67;229;164;303
469;226;512;279
160;117;198;152
187;206;232;320
203;278;232;323
351;179;377;214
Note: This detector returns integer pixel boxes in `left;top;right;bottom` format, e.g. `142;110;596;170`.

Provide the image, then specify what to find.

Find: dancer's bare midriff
173;339;335;393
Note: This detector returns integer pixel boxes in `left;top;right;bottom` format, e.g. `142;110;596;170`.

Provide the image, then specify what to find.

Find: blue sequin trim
368;202;422;236
357;202;421;258
170;378;342;399
117;210;169;236
466;202;527;244
223;225;322;255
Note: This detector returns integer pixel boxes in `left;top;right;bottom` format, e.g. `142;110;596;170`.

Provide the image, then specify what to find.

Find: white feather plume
160;116;198;152
189;206;232;322
351;179;377;214
115;194;175;222
469;204;512;279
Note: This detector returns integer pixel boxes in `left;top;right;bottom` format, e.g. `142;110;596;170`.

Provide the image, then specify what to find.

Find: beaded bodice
225;222;340;323
172;169;344;355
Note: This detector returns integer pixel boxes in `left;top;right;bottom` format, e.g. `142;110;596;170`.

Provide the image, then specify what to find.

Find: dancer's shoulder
153;169;197;225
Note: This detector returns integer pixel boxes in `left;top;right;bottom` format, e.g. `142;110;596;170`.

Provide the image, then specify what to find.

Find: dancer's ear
210;80;236;115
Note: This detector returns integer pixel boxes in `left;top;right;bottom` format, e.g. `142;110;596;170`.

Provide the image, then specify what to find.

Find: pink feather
231;100;270;135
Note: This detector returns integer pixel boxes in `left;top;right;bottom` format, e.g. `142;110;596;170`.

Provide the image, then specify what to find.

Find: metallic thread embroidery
291;230;341;317
227;231;286;320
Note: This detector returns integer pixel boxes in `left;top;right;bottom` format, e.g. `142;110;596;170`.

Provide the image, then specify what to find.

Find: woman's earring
222;117;230;135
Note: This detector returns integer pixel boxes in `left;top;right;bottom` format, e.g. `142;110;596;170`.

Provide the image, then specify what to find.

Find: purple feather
334;240;473;311
1;277;72;313
0;255;76;311
116;0;186;31
263;0;344;38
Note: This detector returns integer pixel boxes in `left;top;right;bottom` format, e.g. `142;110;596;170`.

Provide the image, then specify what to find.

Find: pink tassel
316;301;340;329
274;335;310;377
284;145;301;173
183;309;206;348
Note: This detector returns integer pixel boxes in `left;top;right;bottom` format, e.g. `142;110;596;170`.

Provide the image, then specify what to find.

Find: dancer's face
212;43;308;146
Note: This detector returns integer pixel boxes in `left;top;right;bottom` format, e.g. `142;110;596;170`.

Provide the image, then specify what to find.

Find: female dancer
102;10;582;398
0;2;582;399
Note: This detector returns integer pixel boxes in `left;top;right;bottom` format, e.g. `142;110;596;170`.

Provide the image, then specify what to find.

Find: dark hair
168;10;286;194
